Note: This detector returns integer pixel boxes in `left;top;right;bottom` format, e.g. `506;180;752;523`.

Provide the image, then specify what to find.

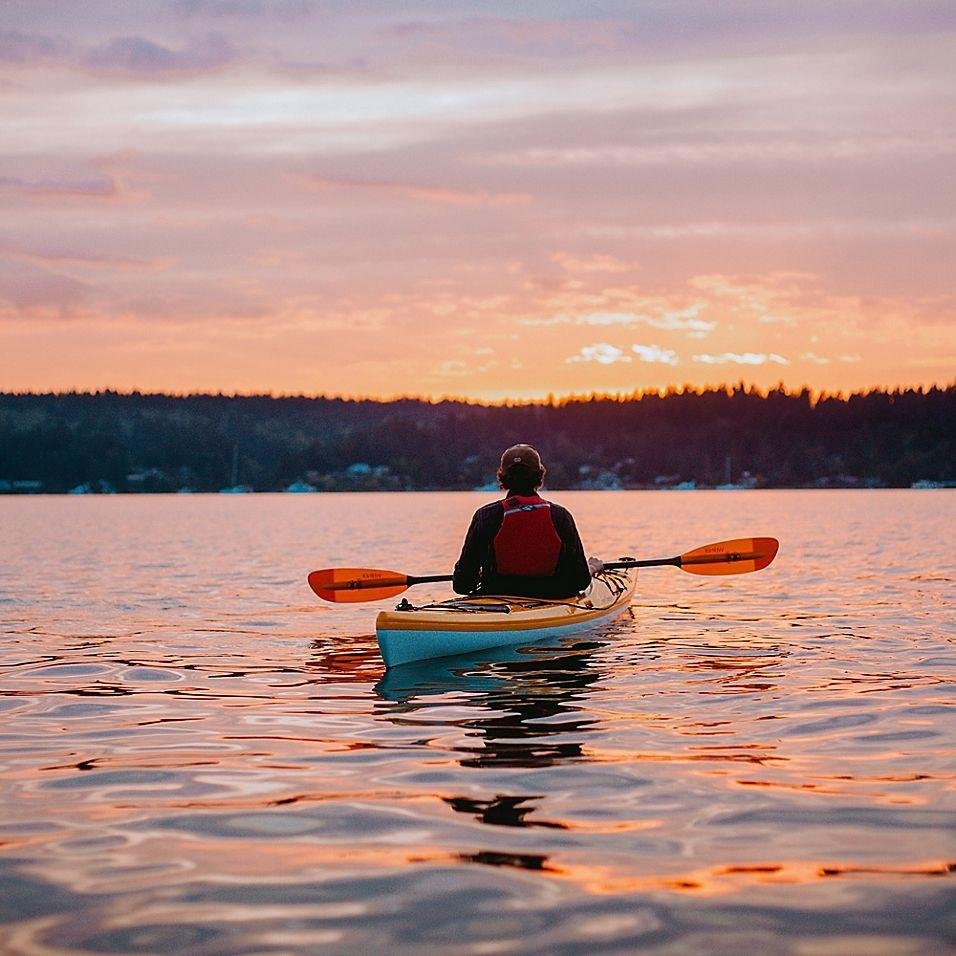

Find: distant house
578;471;623;490
285;480;317;493
68;480;115;494
127;468;166;483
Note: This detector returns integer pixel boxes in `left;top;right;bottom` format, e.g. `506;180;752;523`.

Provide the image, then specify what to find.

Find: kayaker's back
454;495;590;597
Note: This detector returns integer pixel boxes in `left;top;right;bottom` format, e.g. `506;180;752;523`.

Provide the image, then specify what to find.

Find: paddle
308;567;453;604
308;536;779;603
604;536;779;576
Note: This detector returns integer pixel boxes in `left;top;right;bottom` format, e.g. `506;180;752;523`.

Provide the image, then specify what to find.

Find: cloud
380;4;956;68
570;307;716;336
0;29;69;64
0;260;93;313
384;16;632;58
632;344;679;365
436;359;469;377
172;0;315;17
0;239;170;272
644;306;716;335
797;350;868;367
567;343;630;365
553;338;681;368
492;131;956;170
1;23;244;78
692;352;789;365
308;176;531;207
551;251;631;273
82;34;238;78
0;174;117;198
576;312;640;327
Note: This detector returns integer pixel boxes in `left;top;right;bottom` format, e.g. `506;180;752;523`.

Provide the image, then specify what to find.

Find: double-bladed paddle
308;536;779;603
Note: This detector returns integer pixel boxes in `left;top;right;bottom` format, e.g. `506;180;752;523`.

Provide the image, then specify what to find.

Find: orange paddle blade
308;568;409;603
679;537;779;575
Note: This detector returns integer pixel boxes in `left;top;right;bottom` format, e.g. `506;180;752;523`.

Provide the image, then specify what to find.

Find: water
1;491;953;954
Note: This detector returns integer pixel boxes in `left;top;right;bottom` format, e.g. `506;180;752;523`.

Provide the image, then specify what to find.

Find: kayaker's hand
587;557;605;576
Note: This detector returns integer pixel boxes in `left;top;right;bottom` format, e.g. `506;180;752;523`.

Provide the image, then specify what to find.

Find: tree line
0;385;952;492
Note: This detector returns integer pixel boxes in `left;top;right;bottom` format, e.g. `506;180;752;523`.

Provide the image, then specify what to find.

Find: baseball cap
499;444;543;471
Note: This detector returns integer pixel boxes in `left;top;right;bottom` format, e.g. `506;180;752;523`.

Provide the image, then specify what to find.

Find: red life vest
493;494;562;576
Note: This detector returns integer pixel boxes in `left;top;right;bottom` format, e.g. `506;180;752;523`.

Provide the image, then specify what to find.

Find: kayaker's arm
452;505;499;594
551;506;593;593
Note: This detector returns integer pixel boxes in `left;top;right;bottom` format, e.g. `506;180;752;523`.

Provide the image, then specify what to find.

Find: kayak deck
375;569;636;668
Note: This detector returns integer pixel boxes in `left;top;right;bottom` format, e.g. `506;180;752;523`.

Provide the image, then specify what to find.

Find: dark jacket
452;497;592;597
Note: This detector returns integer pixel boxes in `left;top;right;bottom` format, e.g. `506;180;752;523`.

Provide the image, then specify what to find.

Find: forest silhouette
0;385;952;493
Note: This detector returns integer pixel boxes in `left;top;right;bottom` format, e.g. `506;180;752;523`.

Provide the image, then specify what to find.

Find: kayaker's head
497;444;545;495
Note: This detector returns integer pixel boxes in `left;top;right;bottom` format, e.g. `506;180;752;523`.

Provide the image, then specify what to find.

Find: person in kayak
453;444;603;598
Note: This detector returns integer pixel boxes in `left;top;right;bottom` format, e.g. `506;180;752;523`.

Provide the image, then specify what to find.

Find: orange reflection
526;857;955;898
583;745;787;767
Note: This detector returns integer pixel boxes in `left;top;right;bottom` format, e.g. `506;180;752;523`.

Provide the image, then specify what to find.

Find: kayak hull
375;570;635;668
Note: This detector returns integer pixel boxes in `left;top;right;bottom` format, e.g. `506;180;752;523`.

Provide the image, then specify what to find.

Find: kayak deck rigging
393;598;516;614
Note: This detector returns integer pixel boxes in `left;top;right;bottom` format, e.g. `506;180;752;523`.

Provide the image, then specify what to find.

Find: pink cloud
171;0;316;17
0;240;172;272
551;251;633;274
81;34;238;79
308;176;531;207
0;29;69;63
384;16;633;56
0;260;93;314
0;174;117;198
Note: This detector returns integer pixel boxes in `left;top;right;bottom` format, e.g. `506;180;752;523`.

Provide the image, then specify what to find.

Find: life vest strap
502;502;551;517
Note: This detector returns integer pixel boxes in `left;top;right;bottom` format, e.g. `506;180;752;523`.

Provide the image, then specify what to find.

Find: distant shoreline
2;387;952;494
3;486;954;497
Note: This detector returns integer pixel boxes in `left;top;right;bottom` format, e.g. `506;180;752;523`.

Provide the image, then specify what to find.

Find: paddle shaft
318;551;767;591
604;549;767;571
603;556;680;570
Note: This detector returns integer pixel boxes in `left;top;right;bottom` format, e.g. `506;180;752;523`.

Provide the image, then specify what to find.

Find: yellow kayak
375;569;636;667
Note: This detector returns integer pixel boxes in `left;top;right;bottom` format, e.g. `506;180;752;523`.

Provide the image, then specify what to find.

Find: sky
1;0;953;401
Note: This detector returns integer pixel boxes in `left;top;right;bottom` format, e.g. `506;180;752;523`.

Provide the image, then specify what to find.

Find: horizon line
3;380;955;407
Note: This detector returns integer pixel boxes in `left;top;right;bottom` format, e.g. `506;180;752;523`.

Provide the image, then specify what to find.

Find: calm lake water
1;491;954;954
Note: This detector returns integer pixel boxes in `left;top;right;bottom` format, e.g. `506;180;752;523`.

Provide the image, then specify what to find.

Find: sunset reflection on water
1;491;953;953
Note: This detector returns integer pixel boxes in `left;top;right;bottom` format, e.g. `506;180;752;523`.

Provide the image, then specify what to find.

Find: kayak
375;569;636;668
